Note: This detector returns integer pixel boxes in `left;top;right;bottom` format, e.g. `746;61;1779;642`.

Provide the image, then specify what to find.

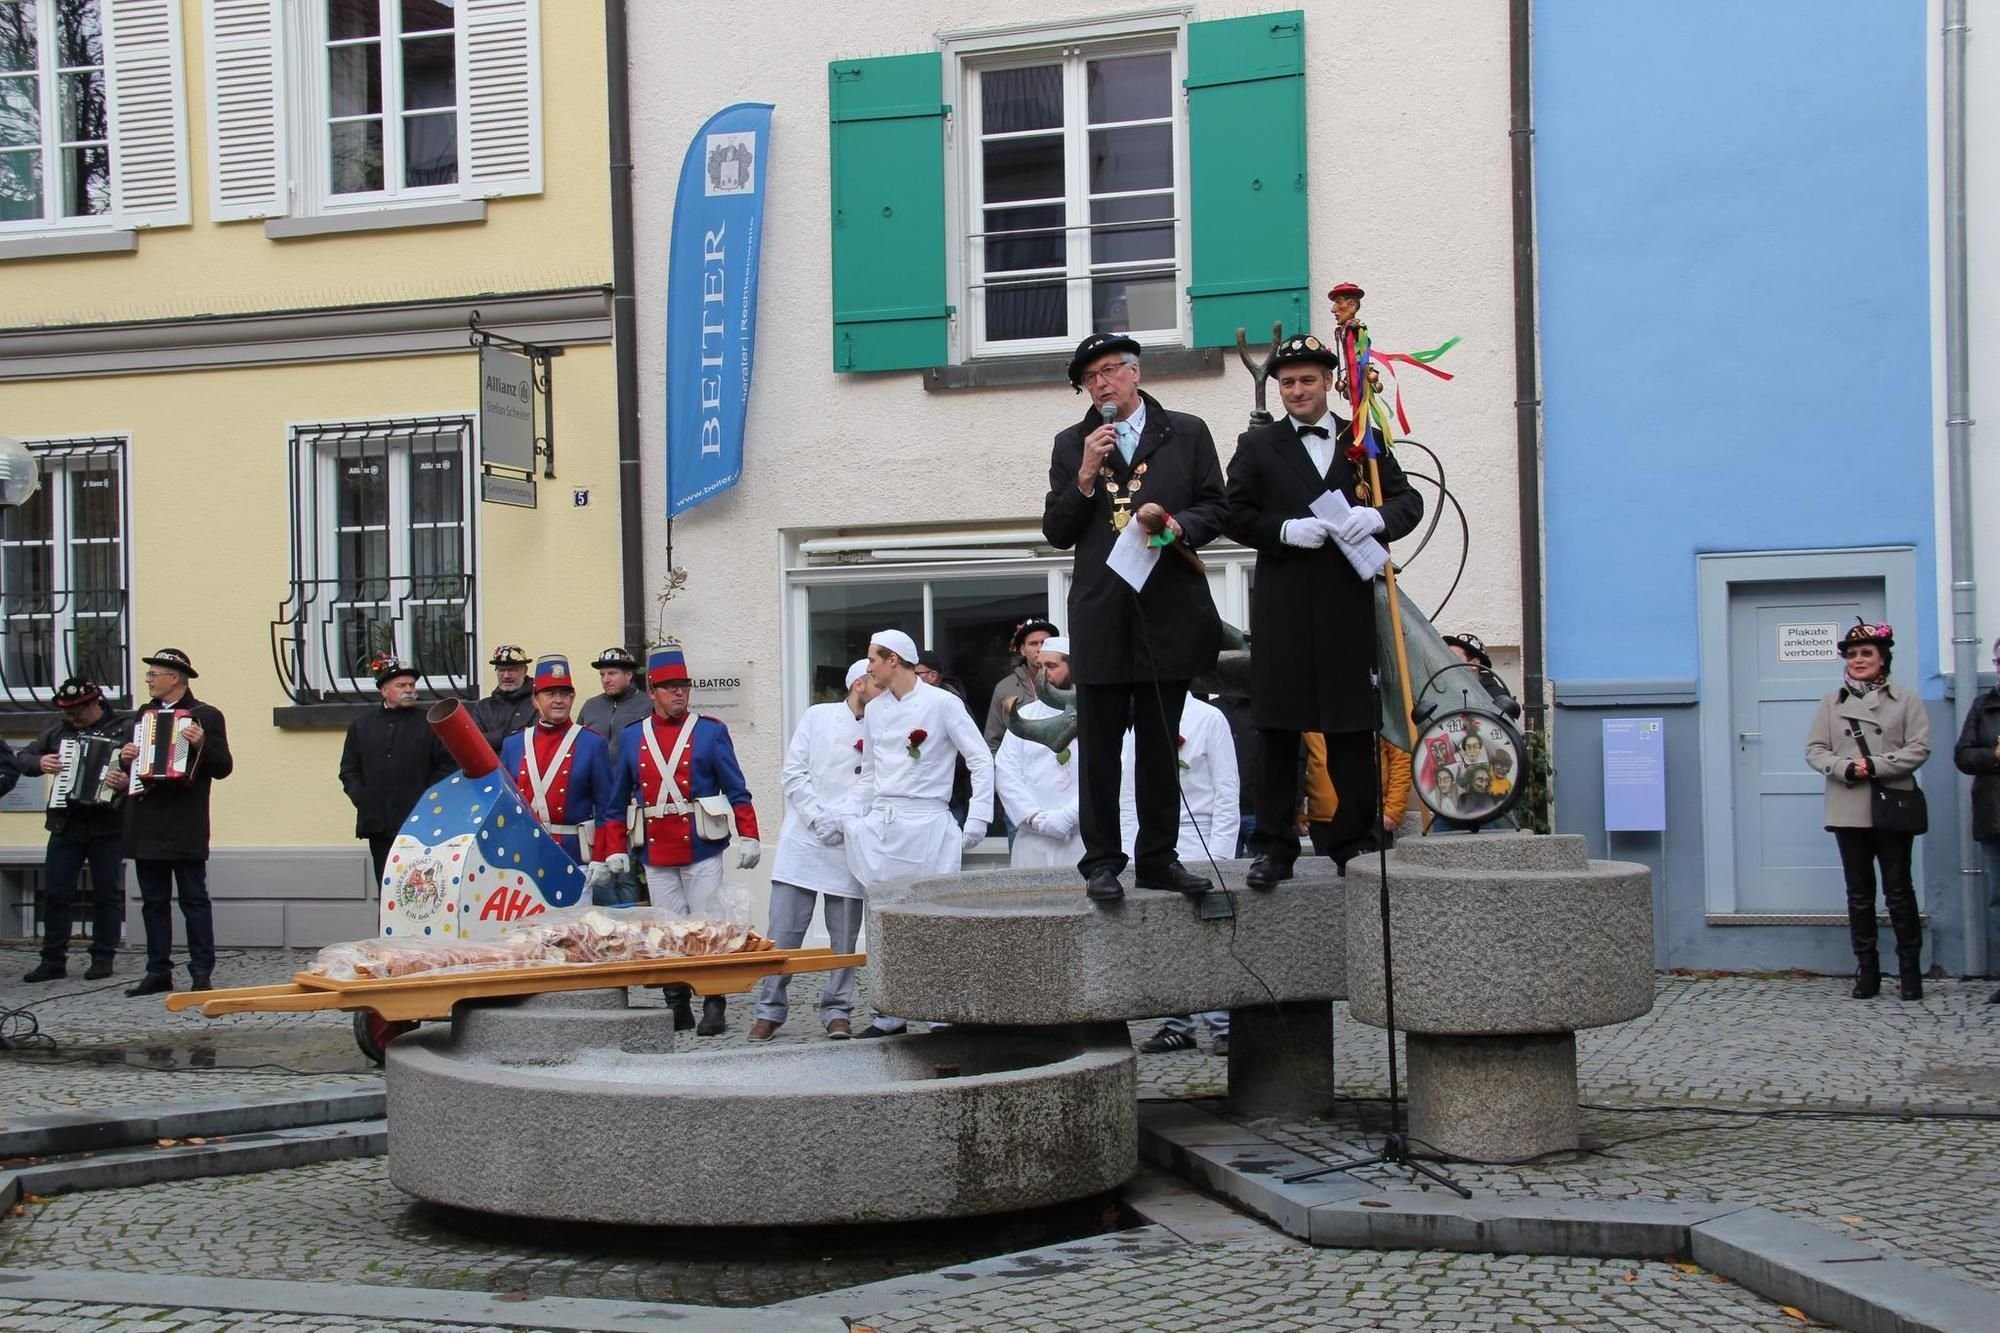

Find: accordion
130;709;195;794
49;735;123;810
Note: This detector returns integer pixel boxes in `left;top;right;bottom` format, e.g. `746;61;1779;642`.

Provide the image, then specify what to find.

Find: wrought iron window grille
0;437;130;712
272;415;479;704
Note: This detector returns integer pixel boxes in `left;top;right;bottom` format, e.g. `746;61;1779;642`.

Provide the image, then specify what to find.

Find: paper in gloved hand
1310;490;1389;579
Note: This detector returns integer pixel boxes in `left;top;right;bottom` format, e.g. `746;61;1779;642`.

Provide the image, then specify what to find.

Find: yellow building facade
0;0;619;946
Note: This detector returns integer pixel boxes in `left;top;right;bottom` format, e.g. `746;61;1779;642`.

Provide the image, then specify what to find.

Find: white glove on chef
961;820;988;852
1034;809;1079;839
1333;506;1386;543
1280;518;1330;549
811;815;845;847
602;852;630;876
733;838;761;870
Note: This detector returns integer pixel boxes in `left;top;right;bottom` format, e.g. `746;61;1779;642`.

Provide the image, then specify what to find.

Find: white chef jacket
995;699;1083;869
1120;694;1241;864
770;700;868;898
845;679;995;890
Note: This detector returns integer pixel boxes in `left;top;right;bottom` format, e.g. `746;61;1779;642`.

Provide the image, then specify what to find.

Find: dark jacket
12;708;126;837
1953;687;2000;842
579;686;652;742
124;692;233;862
473;682;536;752
1223;414;1423;733
1042;391;1227;685
339;704;455;838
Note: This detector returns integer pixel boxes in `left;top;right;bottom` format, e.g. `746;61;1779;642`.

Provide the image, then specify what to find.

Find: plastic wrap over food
504;906;766;963
307;936;561;981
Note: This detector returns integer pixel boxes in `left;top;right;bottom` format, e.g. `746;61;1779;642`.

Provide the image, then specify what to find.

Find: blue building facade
1533;3;1978;971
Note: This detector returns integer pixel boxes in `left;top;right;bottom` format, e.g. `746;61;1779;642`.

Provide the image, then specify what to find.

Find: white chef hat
1040;635;1071;657
870;628;920;667
844;659;870;689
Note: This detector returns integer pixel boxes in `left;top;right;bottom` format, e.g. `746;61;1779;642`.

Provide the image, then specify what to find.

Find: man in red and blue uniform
499;655;613;882
595;642;761;1034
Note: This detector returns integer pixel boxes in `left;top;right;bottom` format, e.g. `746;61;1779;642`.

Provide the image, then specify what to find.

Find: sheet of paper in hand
1107;515;1162;591
1310;489;1390;580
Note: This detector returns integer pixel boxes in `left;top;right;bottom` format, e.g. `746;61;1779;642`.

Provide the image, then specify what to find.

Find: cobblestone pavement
0;1155;1126;1307
0;1299;536;1331
860;1243;1828;1331
6;953;1994;1327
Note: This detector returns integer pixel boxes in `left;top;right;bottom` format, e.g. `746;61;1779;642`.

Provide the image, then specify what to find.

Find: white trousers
648;857;725;918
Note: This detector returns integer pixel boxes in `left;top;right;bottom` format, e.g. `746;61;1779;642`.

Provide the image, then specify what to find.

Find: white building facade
626;0;1523;915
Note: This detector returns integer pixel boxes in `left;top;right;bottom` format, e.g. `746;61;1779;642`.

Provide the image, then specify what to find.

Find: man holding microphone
1042;333;1227;906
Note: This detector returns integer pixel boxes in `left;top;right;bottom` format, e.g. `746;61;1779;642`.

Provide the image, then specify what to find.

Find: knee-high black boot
1847;903;1881;998
1887;899;1924;1000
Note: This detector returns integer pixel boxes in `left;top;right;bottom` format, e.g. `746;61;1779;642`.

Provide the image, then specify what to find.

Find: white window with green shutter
827;8;1306;375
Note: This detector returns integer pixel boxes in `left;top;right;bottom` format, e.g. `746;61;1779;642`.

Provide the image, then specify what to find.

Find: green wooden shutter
828;53;952;372
1184;11;1308;348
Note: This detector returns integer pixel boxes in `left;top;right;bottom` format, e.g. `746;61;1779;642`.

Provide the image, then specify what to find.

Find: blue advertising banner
666;103;773;517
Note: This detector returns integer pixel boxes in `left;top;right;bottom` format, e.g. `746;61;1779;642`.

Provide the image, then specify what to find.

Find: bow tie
1296;424;1330;438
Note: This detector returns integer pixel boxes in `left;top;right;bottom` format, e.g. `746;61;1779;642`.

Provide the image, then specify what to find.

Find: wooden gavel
1136;503;1207;573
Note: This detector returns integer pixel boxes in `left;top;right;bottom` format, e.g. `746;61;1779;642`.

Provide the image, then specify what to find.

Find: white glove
602;852;630;876
1049;808;1080;839
585;861;611;889
733;837;762;870
961;820;988;851
811;815;845;847
1280;518;1329;549
1334;506;1386;543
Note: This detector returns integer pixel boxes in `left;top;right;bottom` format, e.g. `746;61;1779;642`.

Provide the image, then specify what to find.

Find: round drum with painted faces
1412;707;1526;827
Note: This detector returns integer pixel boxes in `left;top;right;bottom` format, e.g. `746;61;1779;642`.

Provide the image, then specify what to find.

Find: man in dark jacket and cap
339;654;454;886
1225;333;1423;884
121;648;233;996
473;643;536;751
14;677;127;981
579;646;652;742
1043;332;1227;905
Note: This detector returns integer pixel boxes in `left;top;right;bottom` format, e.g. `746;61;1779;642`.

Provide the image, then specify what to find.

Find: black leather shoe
22;962;65;983
189;974;213;992
695;995;728;1035
84;959;114;981
1851;966;1880;999
1136;861;1212;897
668;992;697;1030
1085;869;1124;904
1245;856;1292;891
126;973;173;997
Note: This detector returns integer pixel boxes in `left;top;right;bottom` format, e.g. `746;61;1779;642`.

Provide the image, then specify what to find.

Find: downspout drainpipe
1942;0;1985;977
1508;0;1546;731
606;0;648;652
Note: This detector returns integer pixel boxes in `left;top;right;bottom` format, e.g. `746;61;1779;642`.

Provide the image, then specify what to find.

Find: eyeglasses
142;670;174;680
1081;364;1132;386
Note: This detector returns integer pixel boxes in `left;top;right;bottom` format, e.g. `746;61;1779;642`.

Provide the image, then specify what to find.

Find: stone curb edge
1139;1100;1992;1333
0;1267;823;1331
0;1079;385;1159
2;1119;386;1209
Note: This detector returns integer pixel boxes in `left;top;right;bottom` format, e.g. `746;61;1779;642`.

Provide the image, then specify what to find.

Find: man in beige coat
1804;621;1932;999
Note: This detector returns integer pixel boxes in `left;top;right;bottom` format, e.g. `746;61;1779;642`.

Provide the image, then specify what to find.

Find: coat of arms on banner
706;132;757;196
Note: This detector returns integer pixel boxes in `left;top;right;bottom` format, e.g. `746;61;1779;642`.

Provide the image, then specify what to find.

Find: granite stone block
867;862;1346;1024
1404;1032;1581;1161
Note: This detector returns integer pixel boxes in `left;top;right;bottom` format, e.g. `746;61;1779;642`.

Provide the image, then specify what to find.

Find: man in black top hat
579;646;652;742
473;644;536;752
1043;332;1227;905
14;678;129;981
339;655;454;887
121;648;233;996
1224;333;1423;885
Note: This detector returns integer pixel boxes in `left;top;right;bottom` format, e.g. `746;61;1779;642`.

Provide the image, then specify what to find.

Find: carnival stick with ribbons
1334;290;1458;736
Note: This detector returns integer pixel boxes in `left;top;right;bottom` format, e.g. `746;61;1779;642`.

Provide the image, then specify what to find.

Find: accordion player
48;734;125;810
130;708;196;794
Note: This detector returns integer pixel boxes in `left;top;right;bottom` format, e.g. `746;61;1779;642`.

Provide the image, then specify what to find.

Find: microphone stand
1283;668;1469;1197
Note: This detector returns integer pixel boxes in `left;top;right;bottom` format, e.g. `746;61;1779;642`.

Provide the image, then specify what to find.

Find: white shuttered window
0;0;188;234
202;0;540;223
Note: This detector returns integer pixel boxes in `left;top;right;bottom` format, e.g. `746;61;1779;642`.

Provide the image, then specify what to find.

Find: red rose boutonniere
907;728;928;760
1177;734;1190;770
853;738;864;752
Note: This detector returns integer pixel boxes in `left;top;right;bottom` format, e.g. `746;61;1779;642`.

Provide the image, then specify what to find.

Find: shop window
0;437;129;706
274;416;475;702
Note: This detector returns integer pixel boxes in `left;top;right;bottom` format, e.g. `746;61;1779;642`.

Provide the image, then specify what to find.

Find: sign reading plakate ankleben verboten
666;103;773;517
